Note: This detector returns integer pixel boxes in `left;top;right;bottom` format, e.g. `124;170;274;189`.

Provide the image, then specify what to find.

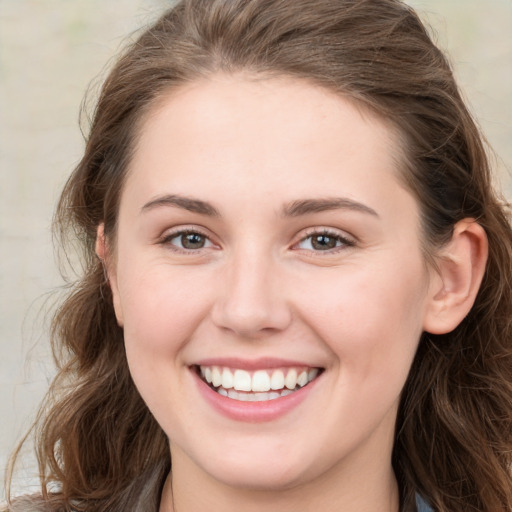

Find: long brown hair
6;0;512;510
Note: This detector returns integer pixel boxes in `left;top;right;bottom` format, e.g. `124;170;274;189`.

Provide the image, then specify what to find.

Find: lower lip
192;369;320;423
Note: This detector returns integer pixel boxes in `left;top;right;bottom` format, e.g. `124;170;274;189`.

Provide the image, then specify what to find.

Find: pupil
182;233;205;249
312;235;337;250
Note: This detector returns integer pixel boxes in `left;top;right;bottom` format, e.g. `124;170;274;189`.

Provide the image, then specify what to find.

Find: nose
211;249;292;338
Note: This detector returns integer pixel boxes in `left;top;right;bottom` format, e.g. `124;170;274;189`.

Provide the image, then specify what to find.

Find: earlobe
96;224;124;327
423;219;488;335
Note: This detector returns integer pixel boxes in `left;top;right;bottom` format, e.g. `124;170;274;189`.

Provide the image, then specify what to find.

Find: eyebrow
141;194;220;216
141;194;378;218
282;197;379;217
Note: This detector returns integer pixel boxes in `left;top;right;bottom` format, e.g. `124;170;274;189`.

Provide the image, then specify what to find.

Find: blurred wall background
1;0;511;500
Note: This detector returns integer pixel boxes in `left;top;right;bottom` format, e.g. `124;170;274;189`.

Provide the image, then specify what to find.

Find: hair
5;0;512;511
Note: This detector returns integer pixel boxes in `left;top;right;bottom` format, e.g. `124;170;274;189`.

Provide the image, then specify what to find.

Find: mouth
194;365;323;402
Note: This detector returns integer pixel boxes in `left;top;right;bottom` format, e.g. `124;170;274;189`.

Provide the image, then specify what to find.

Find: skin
99;75;488;512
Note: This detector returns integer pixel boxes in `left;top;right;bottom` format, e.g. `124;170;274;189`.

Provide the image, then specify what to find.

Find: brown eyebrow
141;194;220;216
282;197;379;217
141;194;378;218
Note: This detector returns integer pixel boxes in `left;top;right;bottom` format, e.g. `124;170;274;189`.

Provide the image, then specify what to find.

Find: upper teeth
199;366;319;392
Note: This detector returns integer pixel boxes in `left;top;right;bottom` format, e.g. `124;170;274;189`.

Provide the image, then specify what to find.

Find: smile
197;365;321;402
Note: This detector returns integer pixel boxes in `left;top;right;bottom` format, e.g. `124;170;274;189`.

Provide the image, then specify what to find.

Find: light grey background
1;0;511;500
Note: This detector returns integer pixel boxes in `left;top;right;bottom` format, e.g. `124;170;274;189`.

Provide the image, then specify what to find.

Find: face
108;75;435;491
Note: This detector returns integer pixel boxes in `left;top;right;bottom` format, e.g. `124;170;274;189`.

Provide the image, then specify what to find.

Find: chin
186;438;326;492
205;460;311;492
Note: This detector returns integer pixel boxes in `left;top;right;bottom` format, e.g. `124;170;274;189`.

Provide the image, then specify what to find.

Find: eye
295;230;355;252
162;230;215;251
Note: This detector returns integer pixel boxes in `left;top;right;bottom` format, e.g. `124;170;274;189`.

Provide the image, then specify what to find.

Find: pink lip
194;357;318;371
190;366;321;423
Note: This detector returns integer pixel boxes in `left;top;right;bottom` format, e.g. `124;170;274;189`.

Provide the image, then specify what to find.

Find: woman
5;0;512;510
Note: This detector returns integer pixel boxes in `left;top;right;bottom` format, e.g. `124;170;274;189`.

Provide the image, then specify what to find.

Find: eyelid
292;227;356;253
158;225;219;253
156;225;356;255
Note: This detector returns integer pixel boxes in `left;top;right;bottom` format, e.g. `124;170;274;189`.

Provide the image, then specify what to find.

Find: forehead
124;74;410;217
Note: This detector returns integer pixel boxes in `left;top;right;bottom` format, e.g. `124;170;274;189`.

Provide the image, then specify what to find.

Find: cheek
116;263;216;432
298;257;427;377
117;262;214;357
296;261;428;444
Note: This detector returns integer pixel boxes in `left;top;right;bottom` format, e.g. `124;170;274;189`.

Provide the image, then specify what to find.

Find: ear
423;219;488;335
96;223;124;327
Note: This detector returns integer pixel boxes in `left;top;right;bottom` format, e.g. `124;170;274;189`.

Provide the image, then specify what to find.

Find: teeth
270;370;285;390
221;367;234;389
297;371;308;387
233;370;252;391
252;370;271;392
221;389;293;402
211;367;222;387
285;368;298;390
198;365;321;398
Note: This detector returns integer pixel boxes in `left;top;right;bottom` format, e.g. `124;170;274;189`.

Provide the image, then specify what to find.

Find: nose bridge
212;241;291;337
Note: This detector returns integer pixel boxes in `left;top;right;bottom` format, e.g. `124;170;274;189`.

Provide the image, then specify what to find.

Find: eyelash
158;227;355;254
158;228;215;254
294;228;356;254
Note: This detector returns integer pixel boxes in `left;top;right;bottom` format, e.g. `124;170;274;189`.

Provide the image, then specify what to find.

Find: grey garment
416;494;433;512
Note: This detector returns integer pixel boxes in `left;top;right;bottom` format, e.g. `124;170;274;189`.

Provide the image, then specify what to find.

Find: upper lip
192;357;322;371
